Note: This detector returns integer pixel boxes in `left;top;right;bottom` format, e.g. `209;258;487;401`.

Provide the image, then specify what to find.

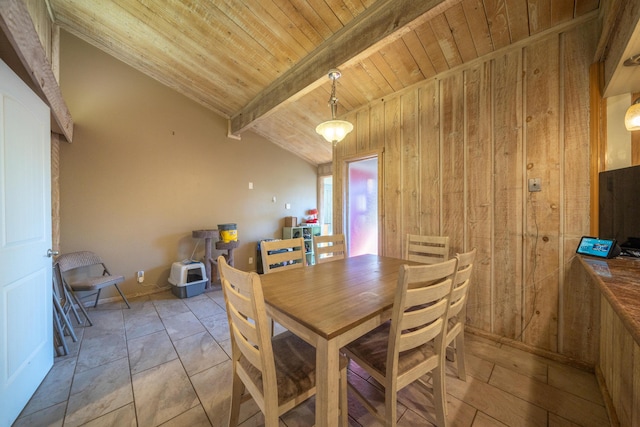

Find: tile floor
14;287;610;426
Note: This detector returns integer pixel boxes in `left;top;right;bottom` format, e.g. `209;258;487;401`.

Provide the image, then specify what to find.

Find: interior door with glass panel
347;157;379;256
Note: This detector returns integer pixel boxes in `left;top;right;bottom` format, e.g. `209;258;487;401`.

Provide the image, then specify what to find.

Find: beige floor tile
124;308;166;340
132;358;200;427
547;363;604;405
472;411;509;426
65;357;133;427
75;331;128;373
127;330;178;374
12;401;65;427
200;309;231;342
183;294;225;319
19;357;76;417
81;403;136;427
159;404;212;426
488;364;609;427
173;330;229;376
153;298;190;319
161;310;206;341
446;374;548;427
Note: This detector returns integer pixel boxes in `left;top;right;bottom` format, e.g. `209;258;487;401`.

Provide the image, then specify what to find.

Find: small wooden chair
405;234;450;264
313;234;346;264
260;237;306;274
445;248;477;381
218;256;348;426
342;258;458;427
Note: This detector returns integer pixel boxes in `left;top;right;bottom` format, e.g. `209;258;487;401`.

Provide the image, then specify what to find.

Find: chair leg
228;370;244;427
339;364;348;427
93;289;102;307
65;284;93;326
113;284;131;308
385;383;398;427
455;333;466;380
432;365;447;427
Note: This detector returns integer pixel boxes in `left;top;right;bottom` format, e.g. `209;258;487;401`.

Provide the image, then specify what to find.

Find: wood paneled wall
333;17;599;363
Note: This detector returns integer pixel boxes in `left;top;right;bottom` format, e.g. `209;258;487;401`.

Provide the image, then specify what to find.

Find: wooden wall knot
542;236;549;242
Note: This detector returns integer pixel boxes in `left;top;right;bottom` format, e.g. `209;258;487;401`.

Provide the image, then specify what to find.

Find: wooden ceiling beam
229;0;459;136
0;0;73;141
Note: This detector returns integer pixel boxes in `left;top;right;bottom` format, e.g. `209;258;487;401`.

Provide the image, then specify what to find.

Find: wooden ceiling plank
551;0;575;25
483;0;512;50
308;0;346;32
368;50;406;92
445;2;478;62
415;20;451;74
526;0;551;35
461;0;494;56
379;38;426;87
272;0;325;45
402;30;438;79
359;56;396;94
229;0;459;135
118;0;272;94
258;0;317;52
430;13;464;68
505;0;530;42
0;0;73;141
288;0;335;41
214;0;309;67
575;0;600;16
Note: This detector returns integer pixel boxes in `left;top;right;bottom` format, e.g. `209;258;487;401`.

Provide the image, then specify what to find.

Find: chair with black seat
342;257;458;427
260;237;306;274
405;234;450;264
56;251;131;309
313;234;346;264
218;256;348;426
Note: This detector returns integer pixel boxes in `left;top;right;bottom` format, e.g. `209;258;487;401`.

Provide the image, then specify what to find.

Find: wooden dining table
260;253;414;427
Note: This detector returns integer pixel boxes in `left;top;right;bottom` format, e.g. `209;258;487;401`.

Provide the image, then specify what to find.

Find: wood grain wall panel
561;21;598;362
418;80;441;237
600;296;636;427
522;36;560;352
464;62;493;331
401;91;420;238
383;97;402;258
333;17;598;363
440;73;466;255
356;109;371;153
492;50;523;338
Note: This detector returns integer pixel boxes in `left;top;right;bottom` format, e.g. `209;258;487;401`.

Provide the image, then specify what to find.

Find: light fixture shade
315;119;354;144
625;101;640;131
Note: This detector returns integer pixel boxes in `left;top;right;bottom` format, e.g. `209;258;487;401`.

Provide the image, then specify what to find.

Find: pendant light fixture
316;69;353;145
623;54;640;131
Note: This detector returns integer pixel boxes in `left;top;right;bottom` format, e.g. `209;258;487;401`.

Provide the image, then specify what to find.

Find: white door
0;59;52;426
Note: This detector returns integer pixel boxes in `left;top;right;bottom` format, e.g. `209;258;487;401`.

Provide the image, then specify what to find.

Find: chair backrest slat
260;238;306;274
389;258;457;360
56;251;103;273
405;234;450;264
313;234;346;264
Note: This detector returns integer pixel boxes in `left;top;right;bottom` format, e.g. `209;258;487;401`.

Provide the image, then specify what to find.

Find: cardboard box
285;216;298;227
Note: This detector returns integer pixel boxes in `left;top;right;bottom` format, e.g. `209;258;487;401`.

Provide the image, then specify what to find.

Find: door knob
47;249;59;257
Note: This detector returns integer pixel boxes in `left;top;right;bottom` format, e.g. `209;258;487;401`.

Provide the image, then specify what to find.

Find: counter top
579;255;640;345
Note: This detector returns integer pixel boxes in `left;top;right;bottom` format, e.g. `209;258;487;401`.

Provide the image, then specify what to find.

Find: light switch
285;203;291;209
248;182;253;189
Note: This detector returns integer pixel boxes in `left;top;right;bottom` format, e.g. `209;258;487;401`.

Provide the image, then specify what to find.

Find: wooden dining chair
218;256;348;426
405;234;450;264
313;234;346;264
260;237;306;274
445;248;477;382
342;258;458;427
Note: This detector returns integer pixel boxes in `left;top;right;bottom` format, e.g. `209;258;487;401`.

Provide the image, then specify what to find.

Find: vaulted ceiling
48;0;600;165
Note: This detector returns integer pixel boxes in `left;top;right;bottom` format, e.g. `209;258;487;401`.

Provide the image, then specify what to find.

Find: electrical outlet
137;270;144;283
248;257;254;264
528;178;542;192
